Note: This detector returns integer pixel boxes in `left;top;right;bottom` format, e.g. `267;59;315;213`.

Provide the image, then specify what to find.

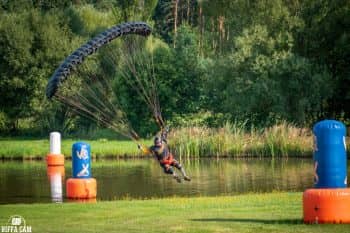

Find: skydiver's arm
137;144;152;155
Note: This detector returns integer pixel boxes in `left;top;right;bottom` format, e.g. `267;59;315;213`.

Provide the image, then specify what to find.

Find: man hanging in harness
138;128;191;183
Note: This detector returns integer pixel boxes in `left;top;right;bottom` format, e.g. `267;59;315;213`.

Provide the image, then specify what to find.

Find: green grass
0;192;348;233
0;139;151;159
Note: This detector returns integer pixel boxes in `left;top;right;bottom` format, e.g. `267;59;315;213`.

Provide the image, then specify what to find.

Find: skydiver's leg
160;163;181;183
172;160;191;181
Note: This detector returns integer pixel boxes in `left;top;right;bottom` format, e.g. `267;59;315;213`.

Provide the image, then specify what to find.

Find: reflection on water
0;158;344;204
49;173;63;203
47;166;65;203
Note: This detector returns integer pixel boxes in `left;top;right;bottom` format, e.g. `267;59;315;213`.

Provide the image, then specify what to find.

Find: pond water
0;158;336;204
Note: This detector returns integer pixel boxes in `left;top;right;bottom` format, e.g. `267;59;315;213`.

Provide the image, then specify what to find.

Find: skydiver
138;128;191;183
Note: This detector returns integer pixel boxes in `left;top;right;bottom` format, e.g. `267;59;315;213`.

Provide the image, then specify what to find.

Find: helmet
154;136;162;146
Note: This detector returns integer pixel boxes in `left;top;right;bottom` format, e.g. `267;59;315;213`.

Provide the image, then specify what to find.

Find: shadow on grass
191;218;303;225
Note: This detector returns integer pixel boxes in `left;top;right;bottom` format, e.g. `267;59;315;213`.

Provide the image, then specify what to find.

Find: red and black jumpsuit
149;139;182;175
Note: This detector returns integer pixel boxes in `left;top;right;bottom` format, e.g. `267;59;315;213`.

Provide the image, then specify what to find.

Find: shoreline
0;153;314;161
0;138;315;160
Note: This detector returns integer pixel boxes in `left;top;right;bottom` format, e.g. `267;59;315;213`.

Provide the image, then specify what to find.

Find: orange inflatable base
46;154;65;166
303;188;350;224
66;178;97;199
67;198;97;203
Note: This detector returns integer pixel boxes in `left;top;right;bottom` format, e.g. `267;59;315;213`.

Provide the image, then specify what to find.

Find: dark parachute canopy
46;22;151;99
45;22;165;140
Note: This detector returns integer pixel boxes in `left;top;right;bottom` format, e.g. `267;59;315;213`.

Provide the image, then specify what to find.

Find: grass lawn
0;192;348;233
0;139;151;159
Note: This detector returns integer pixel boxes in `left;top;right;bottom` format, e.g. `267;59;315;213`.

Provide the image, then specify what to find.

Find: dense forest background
0;0;349;137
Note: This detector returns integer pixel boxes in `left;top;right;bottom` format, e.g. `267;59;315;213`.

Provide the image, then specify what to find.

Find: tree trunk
187;0;190;24
10;119;18;134
198;3;203;55
218;16;225;54
173;0;178;48
211;17;216;51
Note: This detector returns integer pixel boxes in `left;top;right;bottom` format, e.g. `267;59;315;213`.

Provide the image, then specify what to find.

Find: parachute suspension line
71;50;140;138
55;91;126;135
126;55;153;109
124;36;164;130
149;37;165;129
74;41;145;141
101;50;157;139
77;74;117;121
116;37;165;129
137;38;160;121
103;40;161;131
78;62;139;140
102;45;152;111
93;39;151;111
54;94;115;132
117;43;155;110
56;92;138;141
64;66;119;123
54;61;139;141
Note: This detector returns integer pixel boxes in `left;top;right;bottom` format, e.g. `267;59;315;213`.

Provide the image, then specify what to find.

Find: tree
296;0;350;119
0;9;78;132
115;0;158;21
205;24;332;126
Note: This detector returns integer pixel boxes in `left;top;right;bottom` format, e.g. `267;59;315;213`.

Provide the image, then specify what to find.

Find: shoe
173;175;182;183
183;176;191;181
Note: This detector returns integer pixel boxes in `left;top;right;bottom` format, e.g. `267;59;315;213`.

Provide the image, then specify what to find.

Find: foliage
296;0;350;117
205;24;332;126
0;9;79;133
65;4;118;37
0;0;349;137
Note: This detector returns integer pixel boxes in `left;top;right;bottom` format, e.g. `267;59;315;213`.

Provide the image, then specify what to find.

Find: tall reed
169;121;313;158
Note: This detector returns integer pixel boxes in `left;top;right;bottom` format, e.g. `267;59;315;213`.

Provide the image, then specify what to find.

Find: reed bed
169;122;314;158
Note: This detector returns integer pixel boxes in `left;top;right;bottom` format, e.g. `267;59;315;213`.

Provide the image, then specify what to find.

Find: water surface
0;158;324;204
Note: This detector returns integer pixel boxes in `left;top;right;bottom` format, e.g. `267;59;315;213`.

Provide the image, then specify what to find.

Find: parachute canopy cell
46;22;152;99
